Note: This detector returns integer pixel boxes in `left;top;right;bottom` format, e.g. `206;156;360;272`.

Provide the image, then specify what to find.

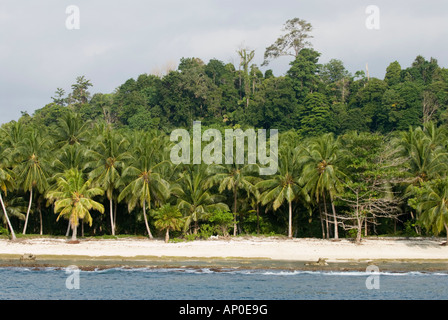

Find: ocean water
0;267;447;300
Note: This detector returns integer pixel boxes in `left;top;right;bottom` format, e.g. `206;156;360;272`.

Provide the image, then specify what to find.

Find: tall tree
257;147;309;238
384;61;402;87
51;88;66;106
0;164;17;240
300;133;345;239
86;125;130;235
262;18;313;66
68;76;93;107
286;48;321;102
118;132;170;239
237;47;256;109
16;128;49;235
298;92;334;137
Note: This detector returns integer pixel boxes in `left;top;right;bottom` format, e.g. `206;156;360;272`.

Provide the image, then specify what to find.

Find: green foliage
298;92;334;137
0;226;9;235
208;209;233;236
152;204;184;242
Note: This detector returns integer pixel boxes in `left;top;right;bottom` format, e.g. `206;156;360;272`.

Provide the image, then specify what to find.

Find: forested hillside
2;19;448;242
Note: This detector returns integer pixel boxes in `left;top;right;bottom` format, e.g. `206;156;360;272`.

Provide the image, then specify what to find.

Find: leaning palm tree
299;133;345;239
0;165;17;240
45;168;104;241
172;164;229;234
85;125;130;235
118;131;170;239
15;128;49;235
152;204;184;243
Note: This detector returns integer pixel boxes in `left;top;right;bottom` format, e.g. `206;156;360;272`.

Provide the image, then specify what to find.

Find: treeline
2;19;448;242
2;113;448;242
30;52;448;137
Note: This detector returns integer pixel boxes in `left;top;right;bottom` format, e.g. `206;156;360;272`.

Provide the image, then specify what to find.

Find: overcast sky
1;0;447;124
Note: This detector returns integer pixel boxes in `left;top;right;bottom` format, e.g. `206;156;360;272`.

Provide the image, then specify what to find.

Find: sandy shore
1;236;447;263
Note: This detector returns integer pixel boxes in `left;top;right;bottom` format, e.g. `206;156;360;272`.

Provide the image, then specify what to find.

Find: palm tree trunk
322;191;330;239
288;200;293;238
66;220;71;237
23;188;33;235
0;192;16;240
194;218;199;235
165;228;170;243
233;187;237;237
318;201;325;239
143;200;153;239
114;201;117;233
71;223;77;241
256;203;260;235
330;194;339;239
39;205;43;236
22;188;33;234
109;197;115;236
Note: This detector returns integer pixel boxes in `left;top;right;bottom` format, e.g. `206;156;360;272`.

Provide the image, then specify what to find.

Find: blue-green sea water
0;267;447;300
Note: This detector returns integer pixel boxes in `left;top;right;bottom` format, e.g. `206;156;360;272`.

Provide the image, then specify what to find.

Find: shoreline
1;236;448;272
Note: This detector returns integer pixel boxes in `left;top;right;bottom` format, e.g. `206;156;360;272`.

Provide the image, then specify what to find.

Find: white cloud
0;0;447;124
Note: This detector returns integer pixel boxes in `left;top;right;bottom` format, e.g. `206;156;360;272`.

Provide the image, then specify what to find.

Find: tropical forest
2;18;448;243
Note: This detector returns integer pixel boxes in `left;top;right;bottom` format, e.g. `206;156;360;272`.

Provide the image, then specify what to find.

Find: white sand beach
0;237;447;262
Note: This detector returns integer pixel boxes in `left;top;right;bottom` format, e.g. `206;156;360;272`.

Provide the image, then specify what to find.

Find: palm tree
397;124;447;185
415;178;448;243
256;146;308;238
45;168;104;241
300;133;345;239
0;165;17;240
172;164;229;234
15;128;49;235
118;131;170;239
52;111;90;147
86;125;130;235
206;163;257;236
152;204;184;243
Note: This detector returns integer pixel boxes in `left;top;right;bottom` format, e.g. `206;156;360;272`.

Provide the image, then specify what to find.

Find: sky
0;0;447;124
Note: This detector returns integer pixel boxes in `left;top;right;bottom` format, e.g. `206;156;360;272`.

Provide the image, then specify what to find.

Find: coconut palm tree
415;178;448;243
0;165;17;240
172;164;229;234
397;124;447;185
206;163;257;236
86;125;130;235
52;111;90;147
152;204;184;243
256;146;309;238
118;131;170;239
45;168;104;241
15;128;49;235
300;133;345;239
